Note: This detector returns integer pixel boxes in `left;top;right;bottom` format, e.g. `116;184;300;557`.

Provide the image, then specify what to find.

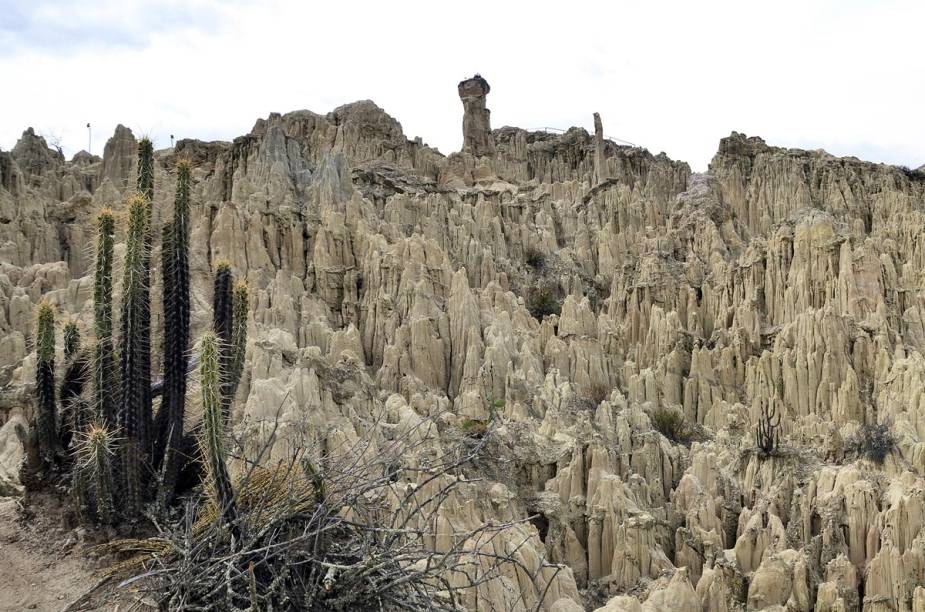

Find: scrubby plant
652;407;686;443
847;421;895;464
93;209;118;427
35;302;58;469
119;194;152;517
524;246;546;271
585;382;611;406
755;401;780;455
526;285;562;320
155;160;192;505
199;331;238;533
461;417;489;438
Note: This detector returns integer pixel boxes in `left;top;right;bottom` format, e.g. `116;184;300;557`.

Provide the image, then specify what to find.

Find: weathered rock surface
2;80;925;610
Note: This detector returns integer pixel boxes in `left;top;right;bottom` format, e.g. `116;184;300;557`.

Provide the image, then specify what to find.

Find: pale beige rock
3;81;925;612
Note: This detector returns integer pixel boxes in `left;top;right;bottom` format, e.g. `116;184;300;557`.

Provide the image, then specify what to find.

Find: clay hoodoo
458;73;495;156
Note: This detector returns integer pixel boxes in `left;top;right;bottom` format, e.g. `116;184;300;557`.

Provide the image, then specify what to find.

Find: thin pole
87;123;91;155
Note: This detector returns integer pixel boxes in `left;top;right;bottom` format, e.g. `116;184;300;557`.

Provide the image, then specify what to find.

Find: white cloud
1;0;922;171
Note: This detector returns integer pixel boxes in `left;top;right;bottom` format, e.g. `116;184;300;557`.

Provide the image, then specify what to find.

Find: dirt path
0;496;100;612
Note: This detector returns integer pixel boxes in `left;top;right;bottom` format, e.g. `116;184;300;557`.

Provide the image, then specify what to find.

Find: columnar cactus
156;160;192;505
200;332;237;532
35;302;57;468
63;320;80;360
59;321;88;452
212;261;234;423
77;424;117;525
119;195;151;516
137;139;155;456
137;138;155;202
229;281;248;403
93;210;117;427
756;401;781;455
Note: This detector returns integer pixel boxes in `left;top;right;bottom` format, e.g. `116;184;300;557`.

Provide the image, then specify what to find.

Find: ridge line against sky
1;0;923;171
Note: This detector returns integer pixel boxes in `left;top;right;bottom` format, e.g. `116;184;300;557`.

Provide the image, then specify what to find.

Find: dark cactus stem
756;401;781;455
63;320;80;360
228;281;248;404
137;139;155;458
212;261;234;423
200;332;238;535
59;347;89;452
119;195;150;517
156;160;192;506
71;400;93;521
93;210;117;427
152;221;174;468
35;302;58;470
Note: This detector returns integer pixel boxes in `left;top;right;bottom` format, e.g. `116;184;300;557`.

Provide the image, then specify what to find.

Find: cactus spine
229;281;248;403
119;195;151;517
35;302;57;469
93;210;117;427
200;332;237;532
212;261;234;423
156;160;192;505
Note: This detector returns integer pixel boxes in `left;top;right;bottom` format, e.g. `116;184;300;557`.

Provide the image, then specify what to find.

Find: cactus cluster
29;145;250;527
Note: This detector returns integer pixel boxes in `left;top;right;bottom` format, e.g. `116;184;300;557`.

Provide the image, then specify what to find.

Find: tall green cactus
229;281;248;404
137;138;155;457
212;261;234;423
200;332;238;533
155;160;192;505
93;210;117;427
35;302;58;469
119;195;151;517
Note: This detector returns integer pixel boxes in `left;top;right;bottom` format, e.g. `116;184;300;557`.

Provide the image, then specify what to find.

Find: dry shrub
652;408;687;443
98;412;565;610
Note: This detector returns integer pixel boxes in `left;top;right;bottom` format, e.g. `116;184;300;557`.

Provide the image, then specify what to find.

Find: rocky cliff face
2;79;925;611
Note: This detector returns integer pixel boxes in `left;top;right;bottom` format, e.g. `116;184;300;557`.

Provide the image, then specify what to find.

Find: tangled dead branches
102;411;563;610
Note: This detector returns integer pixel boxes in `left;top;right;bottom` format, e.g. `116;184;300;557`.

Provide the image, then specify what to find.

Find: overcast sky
1;0;922;171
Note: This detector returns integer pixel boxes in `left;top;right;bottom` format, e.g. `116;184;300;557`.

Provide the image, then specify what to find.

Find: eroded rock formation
2;77;925;610
459;74;495;157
